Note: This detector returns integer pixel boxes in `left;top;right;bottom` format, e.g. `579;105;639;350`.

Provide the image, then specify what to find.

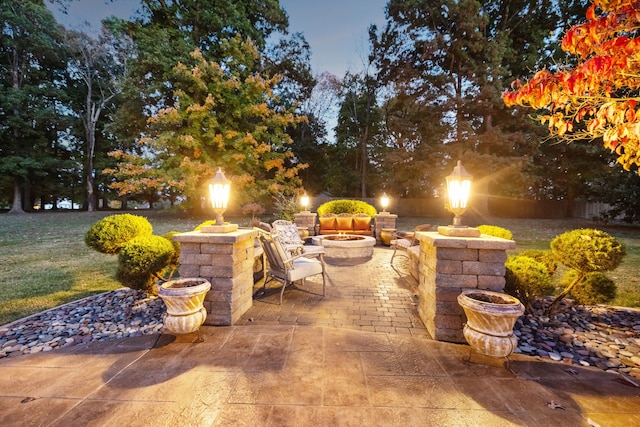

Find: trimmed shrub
551;228;625;273
317;199;377;217
563;271;617;305
85;214;153;254
518;249;558;275
116;235;176;294
194;220;216;230
548;228;625;313
504;255;554;310
162;231;181;278
476;225;513;240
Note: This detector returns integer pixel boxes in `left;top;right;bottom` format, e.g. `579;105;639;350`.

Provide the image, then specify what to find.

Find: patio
1;246;639;425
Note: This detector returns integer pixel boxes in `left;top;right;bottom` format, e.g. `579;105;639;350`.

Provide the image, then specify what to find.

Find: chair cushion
319;216;337;230
336;216;353;230
274;223;301;244
353;216;371;231
288;257;323;281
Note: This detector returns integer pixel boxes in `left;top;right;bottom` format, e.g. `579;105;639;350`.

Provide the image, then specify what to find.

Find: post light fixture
300;191;310;213
201;167;238;233
380;192;390;214
438;160;480;237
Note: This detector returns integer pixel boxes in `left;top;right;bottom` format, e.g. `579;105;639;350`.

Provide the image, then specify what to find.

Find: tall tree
64;24;132;211
0;0;68;213
108;38;306;210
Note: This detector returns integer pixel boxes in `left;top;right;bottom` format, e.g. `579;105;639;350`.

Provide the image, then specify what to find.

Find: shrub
548;228;625;313
85;214;153;254
116;235;176;294
504;255;554;311
518;249;558;275
273;193;298;222
162;231;181;279
317;199;377;216
476;225;513;240
562;270;617;305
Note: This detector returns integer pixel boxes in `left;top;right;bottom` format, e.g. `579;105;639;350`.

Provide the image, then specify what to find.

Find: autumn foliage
502;0;640;170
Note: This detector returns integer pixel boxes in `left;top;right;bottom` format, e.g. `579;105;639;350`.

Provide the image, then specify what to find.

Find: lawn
1;211;638;326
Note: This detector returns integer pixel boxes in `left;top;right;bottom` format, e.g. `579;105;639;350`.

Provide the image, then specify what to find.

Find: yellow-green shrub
477;225;513;240
504;255;554;310
85;214;152;254
563;270;617;305
116;235;176;294
317;199;377;216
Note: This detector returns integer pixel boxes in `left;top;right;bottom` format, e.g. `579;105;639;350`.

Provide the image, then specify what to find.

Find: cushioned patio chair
272;219;323;257
390;224;431;263
255;228;327;304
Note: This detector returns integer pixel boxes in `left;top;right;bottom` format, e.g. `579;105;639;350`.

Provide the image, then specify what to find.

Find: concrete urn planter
158;278;211;335
457;289;525;358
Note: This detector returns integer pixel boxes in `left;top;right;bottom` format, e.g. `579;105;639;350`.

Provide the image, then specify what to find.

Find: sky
50;0;388;77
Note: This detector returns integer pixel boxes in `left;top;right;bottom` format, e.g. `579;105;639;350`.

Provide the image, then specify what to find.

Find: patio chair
255;228;327;304
390;224;431;263
272;219;323;257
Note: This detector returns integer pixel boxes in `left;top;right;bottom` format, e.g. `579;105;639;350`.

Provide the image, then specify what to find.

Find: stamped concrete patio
0;247;639;426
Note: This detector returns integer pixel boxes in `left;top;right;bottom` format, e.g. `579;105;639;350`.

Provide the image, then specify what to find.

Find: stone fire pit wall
173;229;256;326
415;231;516;343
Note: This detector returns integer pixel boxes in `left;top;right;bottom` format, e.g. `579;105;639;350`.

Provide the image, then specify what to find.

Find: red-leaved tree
502;0;640;170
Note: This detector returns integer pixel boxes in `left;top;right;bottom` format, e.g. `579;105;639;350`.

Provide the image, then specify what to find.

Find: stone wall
415;231;515;343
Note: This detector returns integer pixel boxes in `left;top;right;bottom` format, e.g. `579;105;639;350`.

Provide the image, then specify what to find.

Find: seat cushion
353;216;371;231
288;257;323;281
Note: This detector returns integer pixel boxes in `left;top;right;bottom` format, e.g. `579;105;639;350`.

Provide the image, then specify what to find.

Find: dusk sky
50;0;388;77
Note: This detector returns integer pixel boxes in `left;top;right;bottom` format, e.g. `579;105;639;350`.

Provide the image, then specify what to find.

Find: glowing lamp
438;161;480;237
380;192;390;214
201;167;238;233
300;191;310;213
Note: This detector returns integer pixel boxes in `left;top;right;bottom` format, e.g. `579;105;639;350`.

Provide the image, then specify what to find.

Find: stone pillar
173;229;256;326
415;231;515;343
293;211;317;236
374;213;398;244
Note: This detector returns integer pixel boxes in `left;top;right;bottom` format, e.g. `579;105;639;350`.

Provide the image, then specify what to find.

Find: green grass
1;212;638;326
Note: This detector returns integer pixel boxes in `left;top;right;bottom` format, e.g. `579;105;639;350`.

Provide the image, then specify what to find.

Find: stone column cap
416;231;515;250
173;228;257;243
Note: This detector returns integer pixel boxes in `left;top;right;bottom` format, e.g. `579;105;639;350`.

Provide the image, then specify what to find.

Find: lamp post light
300;191;310;213
438;160;480;237
201;167;238;233
380;192;390;214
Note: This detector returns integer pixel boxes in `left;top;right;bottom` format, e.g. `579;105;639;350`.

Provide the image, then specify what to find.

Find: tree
65;24;131;211
110;38;306;210
502;0;640;171
0;0;68;213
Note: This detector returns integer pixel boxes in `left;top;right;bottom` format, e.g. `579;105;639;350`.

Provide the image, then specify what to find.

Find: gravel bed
514;298;640;379
1;291;639;380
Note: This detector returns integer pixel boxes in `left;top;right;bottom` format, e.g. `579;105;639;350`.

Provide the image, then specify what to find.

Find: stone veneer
374;213;398;245
414;231;515;343
173;229;256;326
293;212;317;236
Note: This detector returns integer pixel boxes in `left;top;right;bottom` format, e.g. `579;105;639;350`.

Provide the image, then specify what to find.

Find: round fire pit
312;234;376;259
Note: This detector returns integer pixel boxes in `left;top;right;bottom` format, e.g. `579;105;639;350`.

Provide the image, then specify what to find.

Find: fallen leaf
546;400;566;410
21;397;37;404
614;373;640;388
564;368;579;377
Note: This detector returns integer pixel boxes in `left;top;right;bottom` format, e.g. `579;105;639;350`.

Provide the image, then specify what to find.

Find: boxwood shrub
317;199;377;216
85;214;153;254
476;225;513;240
562;270;617;305
504;255;554;311
116;235;176;294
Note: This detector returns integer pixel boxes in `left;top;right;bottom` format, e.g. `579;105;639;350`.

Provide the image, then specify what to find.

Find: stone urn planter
457;289;525;358
158;278;211;335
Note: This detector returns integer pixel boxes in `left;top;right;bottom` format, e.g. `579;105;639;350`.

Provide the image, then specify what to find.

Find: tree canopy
503;0;640;171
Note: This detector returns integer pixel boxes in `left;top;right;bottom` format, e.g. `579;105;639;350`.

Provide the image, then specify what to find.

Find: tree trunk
8;180;25;214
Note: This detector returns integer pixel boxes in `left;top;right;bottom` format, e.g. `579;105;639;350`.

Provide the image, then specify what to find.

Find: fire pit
311;234;376;259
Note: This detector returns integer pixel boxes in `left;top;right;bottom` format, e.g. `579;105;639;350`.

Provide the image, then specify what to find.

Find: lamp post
201;167;238;233
380;192;390;214
300;191;310;213
438;161;480;237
